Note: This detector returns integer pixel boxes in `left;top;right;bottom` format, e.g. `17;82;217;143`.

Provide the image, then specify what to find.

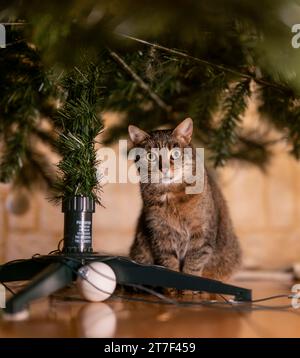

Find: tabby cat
128;118;241;282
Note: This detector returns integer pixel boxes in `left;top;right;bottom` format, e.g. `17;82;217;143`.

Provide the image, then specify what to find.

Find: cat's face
128;118;194;187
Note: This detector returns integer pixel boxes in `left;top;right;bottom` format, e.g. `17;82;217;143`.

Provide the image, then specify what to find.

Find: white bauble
77;262;116;302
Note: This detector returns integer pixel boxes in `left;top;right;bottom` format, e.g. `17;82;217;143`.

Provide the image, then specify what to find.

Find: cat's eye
170;148;181;160
146;152;157;162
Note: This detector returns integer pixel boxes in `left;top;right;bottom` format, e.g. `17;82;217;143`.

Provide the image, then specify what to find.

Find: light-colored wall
221;153;300;269
1;106;300;269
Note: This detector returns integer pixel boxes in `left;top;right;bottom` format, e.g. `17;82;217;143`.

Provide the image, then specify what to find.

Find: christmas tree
1;0;300;199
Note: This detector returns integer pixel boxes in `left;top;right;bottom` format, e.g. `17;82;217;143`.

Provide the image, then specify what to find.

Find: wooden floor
0;279;299;338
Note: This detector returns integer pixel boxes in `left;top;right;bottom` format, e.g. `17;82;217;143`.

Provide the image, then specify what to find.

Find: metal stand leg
4;261;75;314
95;256;252;301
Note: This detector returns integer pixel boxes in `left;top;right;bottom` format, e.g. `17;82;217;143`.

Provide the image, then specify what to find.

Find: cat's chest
154;193;203;231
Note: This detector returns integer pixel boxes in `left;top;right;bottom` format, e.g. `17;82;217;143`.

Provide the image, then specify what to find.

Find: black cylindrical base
62;196;95;253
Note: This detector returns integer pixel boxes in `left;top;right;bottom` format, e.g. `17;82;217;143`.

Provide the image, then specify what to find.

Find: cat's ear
128;125;149;145
172;118;193;144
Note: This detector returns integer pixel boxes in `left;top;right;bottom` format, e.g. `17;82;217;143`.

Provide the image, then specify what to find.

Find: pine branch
211;78;251;166
259;86;300;159
13;149;56;190
118;34;289;93
31;127;58;149
188;72;227;131
52;62;103;204
0;29;57;189
231;132;272;169
108;48;172;113
0;131;25;183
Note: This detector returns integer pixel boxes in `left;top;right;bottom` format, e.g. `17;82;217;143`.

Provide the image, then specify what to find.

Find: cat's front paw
180;290;200;296
179;290;217;300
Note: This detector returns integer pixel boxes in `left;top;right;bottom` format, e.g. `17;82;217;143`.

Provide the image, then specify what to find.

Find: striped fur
129;119;241;281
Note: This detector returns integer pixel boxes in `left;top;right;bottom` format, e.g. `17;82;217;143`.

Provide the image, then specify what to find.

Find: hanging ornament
6;188;31;215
